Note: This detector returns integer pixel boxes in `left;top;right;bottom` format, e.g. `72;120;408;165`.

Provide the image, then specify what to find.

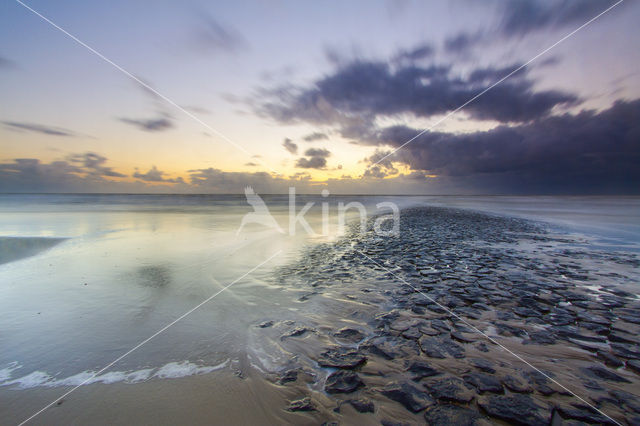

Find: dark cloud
443;31;487;54
500;0;621;37
295;156;327;169
303;148;330;158
2;121;76;137
303;132;329;142
194;14;247;53
365;99;640;194
394;43;434;62
67;153;126;177
296;148;331;169
119;116;174;132
133;165;183;183
257;59;577;126
282;138;298;154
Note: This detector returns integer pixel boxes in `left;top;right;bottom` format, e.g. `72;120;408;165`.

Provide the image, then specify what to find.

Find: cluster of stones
268;207;639;424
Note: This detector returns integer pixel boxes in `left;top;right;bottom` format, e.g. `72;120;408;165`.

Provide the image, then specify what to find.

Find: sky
0;0;639;194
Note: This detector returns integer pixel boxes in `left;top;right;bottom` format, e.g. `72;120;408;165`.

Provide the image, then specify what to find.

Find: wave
0;359;228;389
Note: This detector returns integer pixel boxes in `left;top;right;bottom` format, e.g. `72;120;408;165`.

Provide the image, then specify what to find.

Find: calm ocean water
0;194;638;388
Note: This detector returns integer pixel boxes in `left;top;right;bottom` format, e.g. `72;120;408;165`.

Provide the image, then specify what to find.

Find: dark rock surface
380;382;435;413
478;394;548;425
325;370;364;394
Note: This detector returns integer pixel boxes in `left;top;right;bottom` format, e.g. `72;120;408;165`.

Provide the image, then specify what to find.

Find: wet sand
3;206;640;425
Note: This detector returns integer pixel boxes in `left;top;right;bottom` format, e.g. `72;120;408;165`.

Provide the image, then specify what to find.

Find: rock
333;327;365;342
325;370;364;394
627;359;640;374
402;327;422;340
556;406;618;425
419;336;465;359
523;331;556;345
501;375;533;393
478;394;548;425
258;320;273;328
464;373;504;394
476;342;489;352
451;331;475;343
407;360;441;381
287;397;315;411
611;342;640;360
282;327;312;339
583;366;630;383
317;347;367;369
363;336;420;360
469;358;496;374
380;382;435;413
278;369;298;384
596;350;624;368
424;404;483;426
348;398;374;413
426;377;474;403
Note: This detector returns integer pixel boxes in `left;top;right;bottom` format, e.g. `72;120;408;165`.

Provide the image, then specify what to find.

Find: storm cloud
367;99;640;193
257;59;577;126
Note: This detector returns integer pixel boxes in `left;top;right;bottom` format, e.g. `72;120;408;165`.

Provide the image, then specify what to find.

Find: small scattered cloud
282;138;298;154
119;116;174;132
2;121;76;137
244;162;258;166
296;148;331;169
303;148;330;158
133;165;183;183
303;132;329;142
68;152;126;177
193;13;247;53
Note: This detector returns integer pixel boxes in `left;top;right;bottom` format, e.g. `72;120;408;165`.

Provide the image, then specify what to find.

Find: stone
317;347;367;369
278;369;298;384
325;370;364;394
556;406;618;425
407;360;441;381
258;320;273;328
501;375;533;393
478;395;548;425
333;327;365;342
348;398;374;413
627;359;640;374
424;404;483;426
287;397;315;411
468;358;496;374
363;336;420;360
583;366;631;383
380;382;435;413
426;377;474;403
597;350;624;368
464;373;504;394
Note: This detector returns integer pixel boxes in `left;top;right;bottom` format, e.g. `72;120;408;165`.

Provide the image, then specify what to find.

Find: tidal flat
1;201;639;425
